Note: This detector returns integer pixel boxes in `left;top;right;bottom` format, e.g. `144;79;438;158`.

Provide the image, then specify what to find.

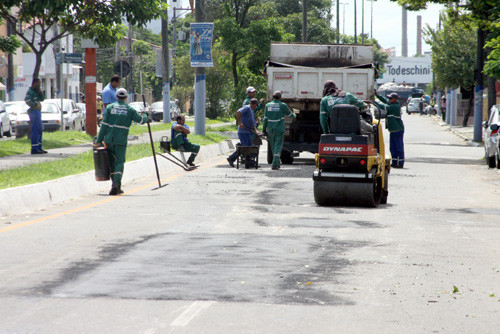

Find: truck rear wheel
267;142;273;164
280;149;294;164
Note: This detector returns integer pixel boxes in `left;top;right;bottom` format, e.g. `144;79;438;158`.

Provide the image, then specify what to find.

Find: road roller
313;104;390;207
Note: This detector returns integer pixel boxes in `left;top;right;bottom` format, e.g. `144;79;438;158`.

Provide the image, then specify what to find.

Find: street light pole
161;1;171;123
361;0;365;44
194;0;206;136
354;0;357;44
336;0;340;43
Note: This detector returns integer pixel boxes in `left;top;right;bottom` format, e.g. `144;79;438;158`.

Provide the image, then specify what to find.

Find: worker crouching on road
227;98;261;168
262;91;296;170
171;114;200;167
95;88;149;195
320;80;367;134
24;78;47;154
372;92;405;168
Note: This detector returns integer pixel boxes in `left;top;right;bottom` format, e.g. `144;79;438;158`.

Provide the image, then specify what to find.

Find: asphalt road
1;115;499;333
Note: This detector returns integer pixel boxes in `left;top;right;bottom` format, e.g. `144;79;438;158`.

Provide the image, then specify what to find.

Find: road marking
171;301;214;327
0;158;225;234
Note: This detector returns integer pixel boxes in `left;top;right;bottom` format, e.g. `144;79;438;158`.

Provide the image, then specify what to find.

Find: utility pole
370;0;373;39
354;0;357;44
361;0;364;44
128;24;134;102
336;0;340;43
194;0;206;136
302;0;307;43
6;20;15;101
402;7;408;57
161;1;171;123
473;28;485;142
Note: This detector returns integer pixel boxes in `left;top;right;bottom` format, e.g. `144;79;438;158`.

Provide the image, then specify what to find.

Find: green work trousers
107;143;127;188
172;135;200;164
268;129;284;168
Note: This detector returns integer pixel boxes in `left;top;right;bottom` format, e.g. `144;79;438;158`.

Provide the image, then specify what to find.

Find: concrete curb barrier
0;139;235;218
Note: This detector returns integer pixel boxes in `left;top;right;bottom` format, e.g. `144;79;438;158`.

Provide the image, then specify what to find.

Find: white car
5;101;62;138
0;100;13;138
406;98;428;114
45;99;84;131
483;104;500;168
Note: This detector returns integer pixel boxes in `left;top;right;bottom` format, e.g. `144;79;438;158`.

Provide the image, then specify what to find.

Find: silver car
0;100;13;138
483;105;500;168
45;99;84;131
406;98;427;114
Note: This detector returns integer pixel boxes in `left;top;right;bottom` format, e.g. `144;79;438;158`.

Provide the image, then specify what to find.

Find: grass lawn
0;132;229;190
0;131;94;158
128;118;232;136
208;124;239;132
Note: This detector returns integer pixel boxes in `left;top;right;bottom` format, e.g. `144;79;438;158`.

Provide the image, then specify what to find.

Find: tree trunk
463;93;473;127
231;49;238;88
33;52;43;79
487;76;496;118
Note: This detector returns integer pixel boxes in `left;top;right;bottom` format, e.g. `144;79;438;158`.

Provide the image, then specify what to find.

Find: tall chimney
417;15;422;56
402;8;408;57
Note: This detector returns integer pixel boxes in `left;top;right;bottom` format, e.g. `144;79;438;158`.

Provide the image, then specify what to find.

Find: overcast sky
163;0;444;57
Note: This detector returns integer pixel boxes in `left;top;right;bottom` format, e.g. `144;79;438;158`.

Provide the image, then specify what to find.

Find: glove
374;89;379;97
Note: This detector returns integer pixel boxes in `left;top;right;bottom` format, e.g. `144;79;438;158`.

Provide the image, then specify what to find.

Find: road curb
431;115;481;147
0;139;235;218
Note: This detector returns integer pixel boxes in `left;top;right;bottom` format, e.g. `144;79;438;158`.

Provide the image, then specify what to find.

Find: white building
7;27;81;102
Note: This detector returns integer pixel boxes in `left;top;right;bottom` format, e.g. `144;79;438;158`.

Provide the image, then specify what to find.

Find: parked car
0;100;13;138
129;101;150;114
5;101;62;138
45;99;84;131
406;97;428;114
151;101;180;122
77;103;86;130
483;104;500;168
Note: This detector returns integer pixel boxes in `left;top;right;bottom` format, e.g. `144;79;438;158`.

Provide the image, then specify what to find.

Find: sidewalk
431;115;481;147
0;122;233;171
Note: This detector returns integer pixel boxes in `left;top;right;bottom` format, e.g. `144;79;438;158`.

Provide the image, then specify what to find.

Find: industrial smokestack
402;8;408;57
417;15;422;56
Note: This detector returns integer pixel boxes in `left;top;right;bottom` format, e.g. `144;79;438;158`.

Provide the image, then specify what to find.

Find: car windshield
5;103;29;114
42;103;60;113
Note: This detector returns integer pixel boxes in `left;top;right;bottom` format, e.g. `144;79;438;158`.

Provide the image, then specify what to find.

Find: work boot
272;166;280;170
117;187;124;195
187;161;195;167
109;187;119;195
227;158;235;168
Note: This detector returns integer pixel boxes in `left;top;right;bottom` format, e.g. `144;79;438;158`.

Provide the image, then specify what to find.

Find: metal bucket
93;147;110;181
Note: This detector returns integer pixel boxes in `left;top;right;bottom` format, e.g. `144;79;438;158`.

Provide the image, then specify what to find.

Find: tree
0;0;166;78
424;12;477;125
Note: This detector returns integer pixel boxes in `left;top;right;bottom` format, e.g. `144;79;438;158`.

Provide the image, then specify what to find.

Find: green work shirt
373;95;404;132
24;87;45;111
243;96;263;113
96;101;148;145
319;92;366;134
262;99;296;133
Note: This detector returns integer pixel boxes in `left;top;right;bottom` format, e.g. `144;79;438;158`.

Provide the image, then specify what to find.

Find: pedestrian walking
95;88;149;195
262;91;296;170
24;78;47;155
320;80;367;134
171;114;200;167
419;96;425;115
440;97;446;121
102;75;121;108
372;92;405;168
227;98;261;168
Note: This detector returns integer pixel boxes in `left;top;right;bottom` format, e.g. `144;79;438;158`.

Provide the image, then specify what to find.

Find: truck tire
487;155;496;168
280;149;294;164
267;142;273;164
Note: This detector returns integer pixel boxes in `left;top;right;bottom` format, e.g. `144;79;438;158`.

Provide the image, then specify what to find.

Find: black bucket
160;136;171;153
93;147;110;181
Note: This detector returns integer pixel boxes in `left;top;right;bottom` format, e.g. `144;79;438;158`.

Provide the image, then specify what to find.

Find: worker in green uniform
95;88;149;195
320;80;367;134
24;78;46;154
370;92;405;168
243;86;264;123
171;114;200;167
262;91;296;170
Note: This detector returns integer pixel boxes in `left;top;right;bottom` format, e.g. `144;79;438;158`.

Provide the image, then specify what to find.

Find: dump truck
264;43;378;164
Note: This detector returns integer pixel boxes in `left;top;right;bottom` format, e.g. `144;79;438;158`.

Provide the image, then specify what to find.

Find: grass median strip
0;133;229;190
0;131;93;158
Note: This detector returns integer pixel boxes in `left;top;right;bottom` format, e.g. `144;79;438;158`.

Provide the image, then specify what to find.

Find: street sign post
56;53;83;65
